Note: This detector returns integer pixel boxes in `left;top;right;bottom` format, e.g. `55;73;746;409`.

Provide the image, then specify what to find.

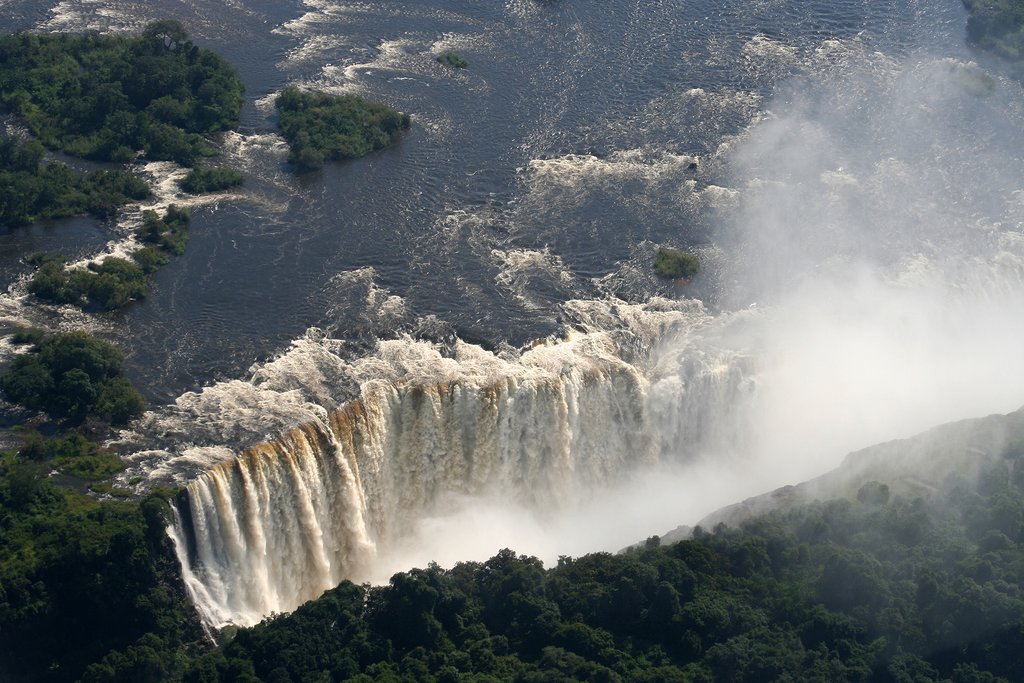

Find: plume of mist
368;55;1024;573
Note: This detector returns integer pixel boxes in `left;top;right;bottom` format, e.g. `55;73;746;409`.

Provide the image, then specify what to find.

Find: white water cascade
169;303;754;628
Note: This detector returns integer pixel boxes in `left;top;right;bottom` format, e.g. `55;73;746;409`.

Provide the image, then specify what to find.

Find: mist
364;54;1024;576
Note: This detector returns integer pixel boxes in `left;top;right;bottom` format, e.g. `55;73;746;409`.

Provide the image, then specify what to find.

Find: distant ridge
659;406;1024;544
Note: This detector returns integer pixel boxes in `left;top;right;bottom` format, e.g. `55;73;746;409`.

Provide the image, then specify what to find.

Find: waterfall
170;319;754;628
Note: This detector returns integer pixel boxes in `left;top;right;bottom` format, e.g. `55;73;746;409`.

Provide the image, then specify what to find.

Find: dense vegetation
437;51;469;69
0;329;145;425
0;21;244;166
179;165;245;194
30;254;147;310
0;134;150;227
276;86;411;171
964;1;1024;76
0;458;199;683
138;204;192;256
29;205;191;310
172;445;1024;682
17;430;126;480
654;246;700;280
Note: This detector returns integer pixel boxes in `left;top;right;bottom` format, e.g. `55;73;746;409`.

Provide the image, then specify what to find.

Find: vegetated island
0;134;151;227
28;205;191;311
0;21;244;166
654;246;700;280
1;329;145;426
436;50;469;69
178;165;245;194
276;86;411;171
964;0;1024;77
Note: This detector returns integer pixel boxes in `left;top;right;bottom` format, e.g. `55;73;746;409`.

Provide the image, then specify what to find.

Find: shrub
178;166;245;194
654;247;700;279
437;50;469;69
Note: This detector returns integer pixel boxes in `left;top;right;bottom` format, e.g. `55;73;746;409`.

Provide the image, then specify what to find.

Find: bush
437;50;469;69
654;247;700;279
178;165;244;194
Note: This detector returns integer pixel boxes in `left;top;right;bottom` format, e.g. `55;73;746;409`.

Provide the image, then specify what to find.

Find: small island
28;205;191;311
0;134;151;227
654;246;700;280
0;21;245;166
1;329;145;426
275;86;411;171
436;50;469;69
178;165;245;194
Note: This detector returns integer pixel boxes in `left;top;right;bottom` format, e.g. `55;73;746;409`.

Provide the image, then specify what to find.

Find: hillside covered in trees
172;427;1024;683
0;21;244;166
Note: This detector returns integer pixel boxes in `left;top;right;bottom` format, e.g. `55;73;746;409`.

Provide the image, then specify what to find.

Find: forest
0;21;244;166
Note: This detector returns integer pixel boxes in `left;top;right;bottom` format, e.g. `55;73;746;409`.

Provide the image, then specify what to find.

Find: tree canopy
275;86;411;171
0;134;151;227
0;330;145;424
0;21;245;165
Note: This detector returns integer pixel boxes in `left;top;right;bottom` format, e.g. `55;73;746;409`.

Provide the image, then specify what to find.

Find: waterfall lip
111;295;727;487
158;297;753;629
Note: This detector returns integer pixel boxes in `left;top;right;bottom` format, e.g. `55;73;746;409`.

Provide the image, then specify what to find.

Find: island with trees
654;246;700;280
28;205;191;311
275;86;411;171
0;134;151;227
179;165;245;194
0;329;145;426
0;21;245;166
437;50;469;69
